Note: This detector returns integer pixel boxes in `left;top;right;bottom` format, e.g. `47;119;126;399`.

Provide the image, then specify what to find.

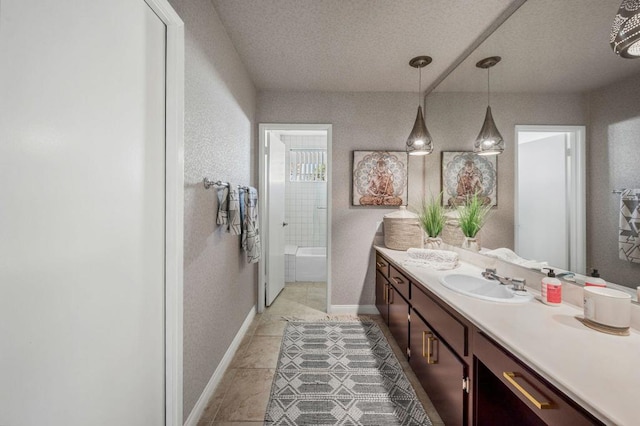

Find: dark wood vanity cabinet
375;254;390;323
373;250;607;425
410;309;468;426
376;254;409;357
473;331;603;426
375;269;389;324
411;284;471;426
387;285;409;358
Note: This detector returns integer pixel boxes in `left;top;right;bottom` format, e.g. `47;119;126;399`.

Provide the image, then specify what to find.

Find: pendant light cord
418;66;422;106
487;67;491;106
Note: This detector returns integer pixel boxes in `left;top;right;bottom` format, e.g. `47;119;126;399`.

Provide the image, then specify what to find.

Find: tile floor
197;282;444;426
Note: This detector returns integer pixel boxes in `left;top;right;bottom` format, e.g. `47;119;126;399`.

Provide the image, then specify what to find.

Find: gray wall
168;0;257;420
425;92;587;249
587;72;640;288
257;91;427;306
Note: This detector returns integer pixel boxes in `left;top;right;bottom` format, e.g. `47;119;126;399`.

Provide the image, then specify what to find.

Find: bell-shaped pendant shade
610;0;640;58
406;105;433;156
474;106;504;156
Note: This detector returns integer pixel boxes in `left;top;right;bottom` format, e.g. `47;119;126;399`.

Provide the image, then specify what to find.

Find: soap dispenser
585;269;607;288
541;268;562;306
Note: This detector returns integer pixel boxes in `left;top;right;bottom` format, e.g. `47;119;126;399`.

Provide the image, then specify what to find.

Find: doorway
515;125;585;273
258;124;332;314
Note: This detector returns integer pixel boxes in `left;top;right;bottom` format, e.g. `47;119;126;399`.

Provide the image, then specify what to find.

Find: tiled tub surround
282;134;327;249
375;246;640;426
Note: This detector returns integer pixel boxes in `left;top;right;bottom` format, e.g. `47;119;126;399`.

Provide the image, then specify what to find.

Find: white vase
425;237;442;250
462;236;480;252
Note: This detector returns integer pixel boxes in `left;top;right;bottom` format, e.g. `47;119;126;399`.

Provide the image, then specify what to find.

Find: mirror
425;0;640;292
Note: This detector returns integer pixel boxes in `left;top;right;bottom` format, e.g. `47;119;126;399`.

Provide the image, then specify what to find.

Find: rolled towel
484;247;548;270
404;248;459;270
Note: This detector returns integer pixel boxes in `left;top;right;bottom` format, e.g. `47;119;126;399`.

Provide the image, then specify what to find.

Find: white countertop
375;246;640;426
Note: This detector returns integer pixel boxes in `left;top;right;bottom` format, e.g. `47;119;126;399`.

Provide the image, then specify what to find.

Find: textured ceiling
434;0;640;93
210;0;520;92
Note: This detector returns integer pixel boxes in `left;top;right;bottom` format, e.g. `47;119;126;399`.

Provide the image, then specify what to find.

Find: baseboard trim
329;304;379;315
183;305;256;426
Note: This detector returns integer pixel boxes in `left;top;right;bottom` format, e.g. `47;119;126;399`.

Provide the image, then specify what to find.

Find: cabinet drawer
474;331;602;426
375;253;389;276
412;285;468;357
410;309;467;426
388;264;410;301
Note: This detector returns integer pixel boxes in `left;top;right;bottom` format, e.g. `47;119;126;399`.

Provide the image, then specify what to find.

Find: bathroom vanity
374;247;639;426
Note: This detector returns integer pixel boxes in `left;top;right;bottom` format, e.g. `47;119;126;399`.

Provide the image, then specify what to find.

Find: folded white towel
483;247;548;270
404;248;459;270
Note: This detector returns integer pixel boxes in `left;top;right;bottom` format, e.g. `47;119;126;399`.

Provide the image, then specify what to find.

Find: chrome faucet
482;268;527;292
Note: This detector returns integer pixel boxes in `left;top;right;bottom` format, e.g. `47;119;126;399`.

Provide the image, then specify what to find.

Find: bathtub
295;247;327;282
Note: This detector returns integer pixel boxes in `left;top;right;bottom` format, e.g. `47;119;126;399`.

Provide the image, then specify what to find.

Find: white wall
167;0;257;420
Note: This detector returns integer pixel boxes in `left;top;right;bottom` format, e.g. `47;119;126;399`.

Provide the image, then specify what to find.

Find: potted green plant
417;194;446;249
457;193;491;251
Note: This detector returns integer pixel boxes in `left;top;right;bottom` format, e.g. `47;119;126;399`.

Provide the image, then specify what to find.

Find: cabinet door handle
376;261;387;268
422;331;438;364
503;372;551;410
388;286;394;304
391;276;405;285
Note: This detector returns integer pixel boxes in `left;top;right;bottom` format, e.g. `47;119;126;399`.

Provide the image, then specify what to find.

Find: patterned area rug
265;321;432;425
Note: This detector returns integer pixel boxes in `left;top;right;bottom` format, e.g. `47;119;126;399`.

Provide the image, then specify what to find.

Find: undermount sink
440;274;534;304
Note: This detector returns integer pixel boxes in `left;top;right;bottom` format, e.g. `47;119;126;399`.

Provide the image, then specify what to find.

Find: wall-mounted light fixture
610;0;640;58
406;56;434;156
474;56;504;156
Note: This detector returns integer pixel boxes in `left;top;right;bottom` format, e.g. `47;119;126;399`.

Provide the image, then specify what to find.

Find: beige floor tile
232;336;282;368
254;317;288;336
199;368;239;422
214;368;275;422
196;421;211;426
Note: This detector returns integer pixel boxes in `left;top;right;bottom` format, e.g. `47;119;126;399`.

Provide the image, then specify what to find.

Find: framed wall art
441;151;497;207
352;151;408;206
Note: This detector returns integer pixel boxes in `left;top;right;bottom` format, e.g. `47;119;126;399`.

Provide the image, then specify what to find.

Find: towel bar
203;178;250;191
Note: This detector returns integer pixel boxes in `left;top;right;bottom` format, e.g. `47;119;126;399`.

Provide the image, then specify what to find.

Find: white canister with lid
583;287;631;329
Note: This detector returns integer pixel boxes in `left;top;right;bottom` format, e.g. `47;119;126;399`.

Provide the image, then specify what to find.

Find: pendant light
474;56;504;156
610;0;640;58
406;56;433;156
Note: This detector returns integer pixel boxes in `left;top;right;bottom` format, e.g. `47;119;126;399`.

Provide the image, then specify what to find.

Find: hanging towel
216;186;229;226
619;189;640;263
242;187;261;263
227;185;242;236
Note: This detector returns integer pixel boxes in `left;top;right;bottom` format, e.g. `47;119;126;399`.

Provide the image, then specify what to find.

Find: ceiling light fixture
474;56;504;156
610;0;640;58
406;56;433;156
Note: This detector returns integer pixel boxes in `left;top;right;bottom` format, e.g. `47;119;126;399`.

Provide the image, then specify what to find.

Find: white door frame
258;124;333;314
143;1;184;424
514;125;586;274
